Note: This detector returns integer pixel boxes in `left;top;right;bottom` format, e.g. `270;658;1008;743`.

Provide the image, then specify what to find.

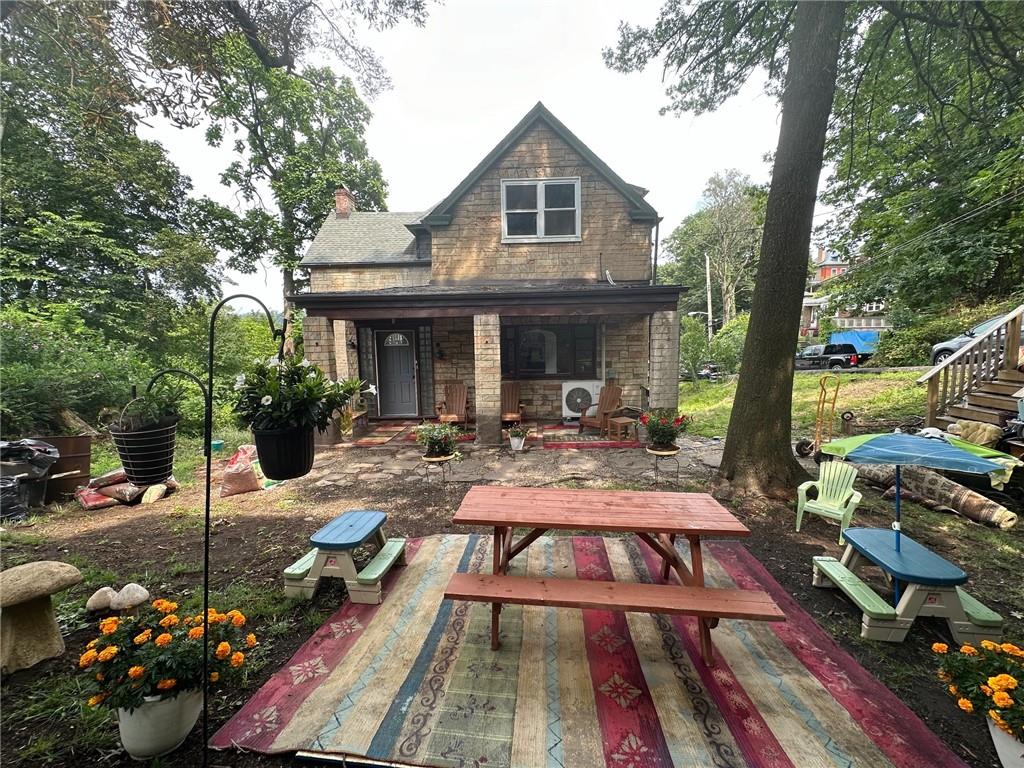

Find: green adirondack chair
796;460;862;544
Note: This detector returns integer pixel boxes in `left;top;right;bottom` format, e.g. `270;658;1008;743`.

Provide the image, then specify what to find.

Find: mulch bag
0;477;27;521
220;445;263;498
89;468;128;489
97;482;146;503
75;486;121;510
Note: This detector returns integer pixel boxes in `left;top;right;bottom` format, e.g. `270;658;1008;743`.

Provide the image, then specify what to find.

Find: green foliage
108;381;183;434
709;313;750;374
232;355;363;432
415;422;463;458
678;315;710;382
0;306;151;438
934;643;1024;739
639;410;688;449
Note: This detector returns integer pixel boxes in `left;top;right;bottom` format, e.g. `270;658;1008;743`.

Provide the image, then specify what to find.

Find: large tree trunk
718;1;846;498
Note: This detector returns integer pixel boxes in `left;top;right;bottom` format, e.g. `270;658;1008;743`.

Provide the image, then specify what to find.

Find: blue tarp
829;329;881;353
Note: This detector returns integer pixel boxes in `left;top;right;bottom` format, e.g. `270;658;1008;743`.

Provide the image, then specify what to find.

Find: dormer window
501;178;581;243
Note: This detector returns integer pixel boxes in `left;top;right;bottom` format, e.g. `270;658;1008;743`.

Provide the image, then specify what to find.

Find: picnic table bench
443;486;784;667
812;527;1002;644
283;510;406;604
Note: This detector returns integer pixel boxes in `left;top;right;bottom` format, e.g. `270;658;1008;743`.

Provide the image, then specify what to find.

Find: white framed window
501;177;581;243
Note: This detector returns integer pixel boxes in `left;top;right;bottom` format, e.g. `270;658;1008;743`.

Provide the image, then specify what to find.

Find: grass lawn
678;370;927;438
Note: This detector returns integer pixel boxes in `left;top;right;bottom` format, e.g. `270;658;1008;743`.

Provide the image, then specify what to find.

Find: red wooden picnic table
447;486;783;666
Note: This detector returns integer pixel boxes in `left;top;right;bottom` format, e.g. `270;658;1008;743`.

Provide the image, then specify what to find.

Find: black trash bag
0;439;60;480
0;476;27;522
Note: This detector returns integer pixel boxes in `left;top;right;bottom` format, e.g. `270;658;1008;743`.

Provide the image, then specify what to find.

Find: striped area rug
211;535;966;768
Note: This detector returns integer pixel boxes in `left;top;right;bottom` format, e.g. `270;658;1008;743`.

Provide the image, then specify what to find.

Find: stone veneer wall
309;264;429;292
331;320;359;379
431;317;476;417
473;314;502;443
648;310;680;409
303;316;335;380
430;122;653;284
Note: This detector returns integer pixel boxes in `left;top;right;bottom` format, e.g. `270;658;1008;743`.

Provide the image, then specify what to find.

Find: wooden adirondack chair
501;381;524;424
436;381;468;424
796;460;862;544
578;384;622;435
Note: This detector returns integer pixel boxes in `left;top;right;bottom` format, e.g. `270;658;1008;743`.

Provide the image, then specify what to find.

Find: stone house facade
295;103;683;443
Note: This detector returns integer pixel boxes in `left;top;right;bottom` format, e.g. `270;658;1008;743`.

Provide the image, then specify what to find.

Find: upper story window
501;178;581;243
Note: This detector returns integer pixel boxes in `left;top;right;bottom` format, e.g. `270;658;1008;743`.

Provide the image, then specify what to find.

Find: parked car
796;343;871;370
930;316;1004;365
680;361;722;381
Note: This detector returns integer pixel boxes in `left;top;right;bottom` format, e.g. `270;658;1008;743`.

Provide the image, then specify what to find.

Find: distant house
801;247;889;340
809;246;848;289
293;102;684;443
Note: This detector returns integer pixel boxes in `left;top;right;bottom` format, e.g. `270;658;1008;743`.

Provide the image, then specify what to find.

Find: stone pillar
473;314;502;444
331;320;360;381
303;316;336;378
648;310;680;409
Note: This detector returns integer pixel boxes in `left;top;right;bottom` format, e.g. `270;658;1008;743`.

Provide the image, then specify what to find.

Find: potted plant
933;640;1023;767
233;355;366;480
108;382;183;486
640;409;689;454
416;422;462;461
79;598;258;760
507;424;530;451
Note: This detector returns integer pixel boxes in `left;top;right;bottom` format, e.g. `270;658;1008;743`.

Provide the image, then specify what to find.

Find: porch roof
291;282;684;319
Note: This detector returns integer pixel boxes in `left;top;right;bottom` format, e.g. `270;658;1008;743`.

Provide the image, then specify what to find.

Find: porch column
473;314;502;444
649;309;680;409
331;320;360;380
303;316;336;378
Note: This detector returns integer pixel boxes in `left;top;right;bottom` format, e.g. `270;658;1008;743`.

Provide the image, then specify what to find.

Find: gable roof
418;102;659;227
300;211;426;267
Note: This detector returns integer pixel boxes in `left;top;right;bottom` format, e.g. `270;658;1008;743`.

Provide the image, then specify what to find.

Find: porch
294;284;682;443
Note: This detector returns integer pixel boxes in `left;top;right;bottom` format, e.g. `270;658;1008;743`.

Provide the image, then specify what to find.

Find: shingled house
294;102;683;443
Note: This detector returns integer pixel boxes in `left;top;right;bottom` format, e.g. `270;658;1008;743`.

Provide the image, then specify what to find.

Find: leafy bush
415;422;463;458
709;313;749;373
678;315;710;380
872;300;1018;366
0;305;151;438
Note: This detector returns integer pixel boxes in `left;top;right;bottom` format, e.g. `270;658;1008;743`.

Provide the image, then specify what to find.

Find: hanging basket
110;421;178;486
253;426;315;480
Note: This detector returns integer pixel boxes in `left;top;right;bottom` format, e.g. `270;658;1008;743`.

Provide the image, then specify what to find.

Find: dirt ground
1;441;1020;767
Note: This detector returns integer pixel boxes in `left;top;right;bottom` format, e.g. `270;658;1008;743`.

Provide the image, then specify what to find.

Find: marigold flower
97;646;119;662
982;685;994;696
230;651;245;668
931;643;948;654
152;598;168;611
948;685;958;696
231;613;246;628
981;640;1001;652
87;638;100;650
989;709;1012;734
99;617;120;635
87;693;108;707
155;633;173;647
209;672;220;682
79;649;98;668
183;617;193;626
95;673;105;681
989;674;1018;692
960;644;978;656
128;666;145;680
938;670;951;682
1001;643;1022;657
159;614;179;628
133;629;152;645
215;642;231;660
246;633;257;648
157;600;178;614
992;691;1013;708
957;698;973;713
156;678;176;690
188;626;205;640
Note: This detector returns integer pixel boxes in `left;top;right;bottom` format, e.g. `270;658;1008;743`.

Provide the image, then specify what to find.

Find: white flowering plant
232;354;366;432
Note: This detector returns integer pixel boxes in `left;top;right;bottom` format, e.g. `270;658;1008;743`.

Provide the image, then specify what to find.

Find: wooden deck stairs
919;304;1024;458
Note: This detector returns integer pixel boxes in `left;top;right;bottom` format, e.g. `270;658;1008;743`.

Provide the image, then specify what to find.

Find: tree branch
221;0;294;70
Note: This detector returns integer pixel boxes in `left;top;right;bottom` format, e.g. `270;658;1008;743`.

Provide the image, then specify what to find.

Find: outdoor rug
211;535;965;768
352;424;408;447
541;423;640;449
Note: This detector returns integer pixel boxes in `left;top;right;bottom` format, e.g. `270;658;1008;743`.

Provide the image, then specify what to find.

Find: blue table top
310;510;386;550
843;528;967;586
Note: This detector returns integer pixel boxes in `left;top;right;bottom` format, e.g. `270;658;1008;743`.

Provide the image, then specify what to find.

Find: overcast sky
142;0;784;311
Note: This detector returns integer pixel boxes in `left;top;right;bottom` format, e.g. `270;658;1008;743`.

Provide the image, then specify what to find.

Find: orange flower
133;629;152;645
960;645;978;656
86;638;100;650
156;678;176;691
128;666;145;680
193;614;205;624
230;651;245;668
188;626;205;640
989;709;1013;735
215;642;231;660
938;670;951;682
981;640;1001;652
948;685;958;696
79;649;98;668
982;685;994;696
989;674;1019;692
246;633;257;648
99;617;120;635
209;672;220;683
155;633;173;647
183;617;193;626
931;642;949;654
1001;643;1023;657
992;691;1013;708
231;613;246;628
153;599;178;614
957;698;973;713
152;598;168;611
87;693;109;707
159;614;179;628
95;673;105;681
97;646;118;662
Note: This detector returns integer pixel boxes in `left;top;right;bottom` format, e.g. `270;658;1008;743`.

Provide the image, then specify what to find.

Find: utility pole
704;251;714;340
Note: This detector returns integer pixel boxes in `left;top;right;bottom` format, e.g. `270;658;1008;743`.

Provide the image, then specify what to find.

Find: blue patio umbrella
819;432;1005;553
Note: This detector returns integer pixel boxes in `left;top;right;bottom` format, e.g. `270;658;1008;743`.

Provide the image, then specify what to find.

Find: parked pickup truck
795;343;872;370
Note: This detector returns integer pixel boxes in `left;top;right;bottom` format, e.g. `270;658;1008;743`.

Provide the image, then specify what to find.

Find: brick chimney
334;185;355;219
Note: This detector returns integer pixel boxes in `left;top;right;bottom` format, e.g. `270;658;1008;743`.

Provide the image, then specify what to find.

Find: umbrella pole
893;465;902;606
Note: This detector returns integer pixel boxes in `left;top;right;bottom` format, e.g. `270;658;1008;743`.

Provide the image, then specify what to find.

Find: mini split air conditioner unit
561;380;603;419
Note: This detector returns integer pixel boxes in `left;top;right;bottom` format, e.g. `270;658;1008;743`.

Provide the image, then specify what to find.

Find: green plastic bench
356;538;406;585
956;587;1003;627
285;548;319;580
812;556;896;620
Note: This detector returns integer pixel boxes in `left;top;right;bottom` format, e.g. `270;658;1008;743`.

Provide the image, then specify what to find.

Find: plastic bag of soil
76;486;121;510
97;482;146;504
88;467;127;489
221;445;262;497
0;477;27;521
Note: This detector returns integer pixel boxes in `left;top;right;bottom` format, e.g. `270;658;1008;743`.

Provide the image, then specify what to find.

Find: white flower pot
509;435;526;451
117;689;202;760
989;718;1024;768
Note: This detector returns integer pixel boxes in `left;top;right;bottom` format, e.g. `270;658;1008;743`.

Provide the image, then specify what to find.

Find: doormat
352;424;407;446
211;534;964;768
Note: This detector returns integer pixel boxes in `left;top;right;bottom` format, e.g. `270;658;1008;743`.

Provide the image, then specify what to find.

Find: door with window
375;330;418;417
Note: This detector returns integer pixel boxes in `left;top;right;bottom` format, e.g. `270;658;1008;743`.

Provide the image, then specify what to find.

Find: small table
608;416;637;441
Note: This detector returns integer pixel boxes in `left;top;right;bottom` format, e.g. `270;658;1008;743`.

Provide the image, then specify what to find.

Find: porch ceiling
291;283;685;320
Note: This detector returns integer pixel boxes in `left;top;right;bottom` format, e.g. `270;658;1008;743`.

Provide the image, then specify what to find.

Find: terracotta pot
988;719;1024;768
252;426;315;480
117;689;202;760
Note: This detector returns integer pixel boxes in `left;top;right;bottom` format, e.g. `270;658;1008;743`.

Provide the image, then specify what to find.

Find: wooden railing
917;304;1023;426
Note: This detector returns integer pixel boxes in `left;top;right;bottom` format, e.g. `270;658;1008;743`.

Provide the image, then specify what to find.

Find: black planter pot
252;426;315;480
110;421;178;486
